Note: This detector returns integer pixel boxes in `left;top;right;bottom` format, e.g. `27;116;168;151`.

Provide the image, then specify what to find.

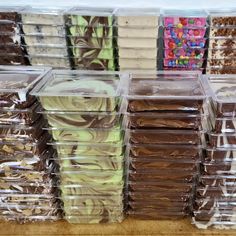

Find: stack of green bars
31;70;127;223
64;7;117;71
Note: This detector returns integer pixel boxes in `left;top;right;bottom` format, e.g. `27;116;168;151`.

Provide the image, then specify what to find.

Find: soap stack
116;8;160;72
0;66;59;223
206;10;236;74
125;71;206;220
0;6;28;65
20;7;70;68
193;75;236;229
162;10;208;71
32;70;127;223
65;7;116;70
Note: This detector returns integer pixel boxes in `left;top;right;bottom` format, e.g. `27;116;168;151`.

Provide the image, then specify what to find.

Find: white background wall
1;0;236;9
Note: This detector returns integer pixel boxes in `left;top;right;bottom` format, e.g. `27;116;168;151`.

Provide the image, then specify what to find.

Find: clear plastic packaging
197;186;236;197
28;56;70;68
31;70;128;112
20;7;66;25
208;48;236;59
127;129;203;145
54;155;124;171
118;47;157;59
46;127;124;143
115;8;160;27
25;45;68;56
206;66;236;75
208;37;236;49
164;26;207;38
22;24;66;37
164;58;204;68
65;7;114;27
202;74;236;117
208;9;236;26
209;26;236;38
23;35;67;46
163;9;207;27
118;58;157;69
128;144;202;160
164;37;207;49
125;71;205;112
207;132;236;148
207;58;236;67
0;66;50;109
199;175;236;186
0;102;41;125
118;26;158;38
202;161;236;174
211;116;236;133
117;37;157;48
204;147;236;162
50;141;124;156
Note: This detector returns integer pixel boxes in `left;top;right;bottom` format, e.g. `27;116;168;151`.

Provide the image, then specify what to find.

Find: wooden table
0;218;235;236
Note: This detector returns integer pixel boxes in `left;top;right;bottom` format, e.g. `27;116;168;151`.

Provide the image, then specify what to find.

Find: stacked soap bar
193;75;236;229
162;10;208;71
207;10;236;74
65;7;116;70
116;8;160;71
31;70;127;223
20;7;70;68
0;6;28;65
0;66;60;223
125;71;206;220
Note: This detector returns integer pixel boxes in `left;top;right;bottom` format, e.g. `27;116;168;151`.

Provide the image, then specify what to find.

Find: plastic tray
115;8;160;27
164;26;207;38
208;37;236;49
118;47;157;59
127;129;203;145
22;24;66;37
125;71;205;112
118;58;157;69
204;147;236;162
54;155;124;171
46;127;124;143
164;37;207;49
0;66;50;109
31;70;128;112
65;7;114;27
49;140;125;156
208;48;236;59
39;109;123;129
206;66;236;75
128;143;202;160
23;35;67;46
0;102;41;125
207;132;236;148
163;9;207;27
118;26;158;38
207;58;236;68
202;74;236;117
20;7;66;25
117;37;157;48
209;26;236;38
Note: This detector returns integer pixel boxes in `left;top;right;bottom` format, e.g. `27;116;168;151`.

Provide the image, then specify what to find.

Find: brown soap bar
202;162;235;175
0;12;20;22
207;133;236;148
209;38;236;49
206;66;236;74
127;112;203;130
0;45;25;55
214;118;236;133
129;129;200;145
208;49;236;59
200;175;236;187
207;59;236;67
197;186;236;198
210;27;236;37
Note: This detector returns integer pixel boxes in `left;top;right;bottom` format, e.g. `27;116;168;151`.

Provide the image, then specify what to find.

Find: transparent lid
20;6;67;15
66;7;114;16
125;71;205;100
163;9;208;18
203;74;236;103
31;70;128;98
115;8;160;16
208;9;236;17
0;66;50;102
0;6;25;12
